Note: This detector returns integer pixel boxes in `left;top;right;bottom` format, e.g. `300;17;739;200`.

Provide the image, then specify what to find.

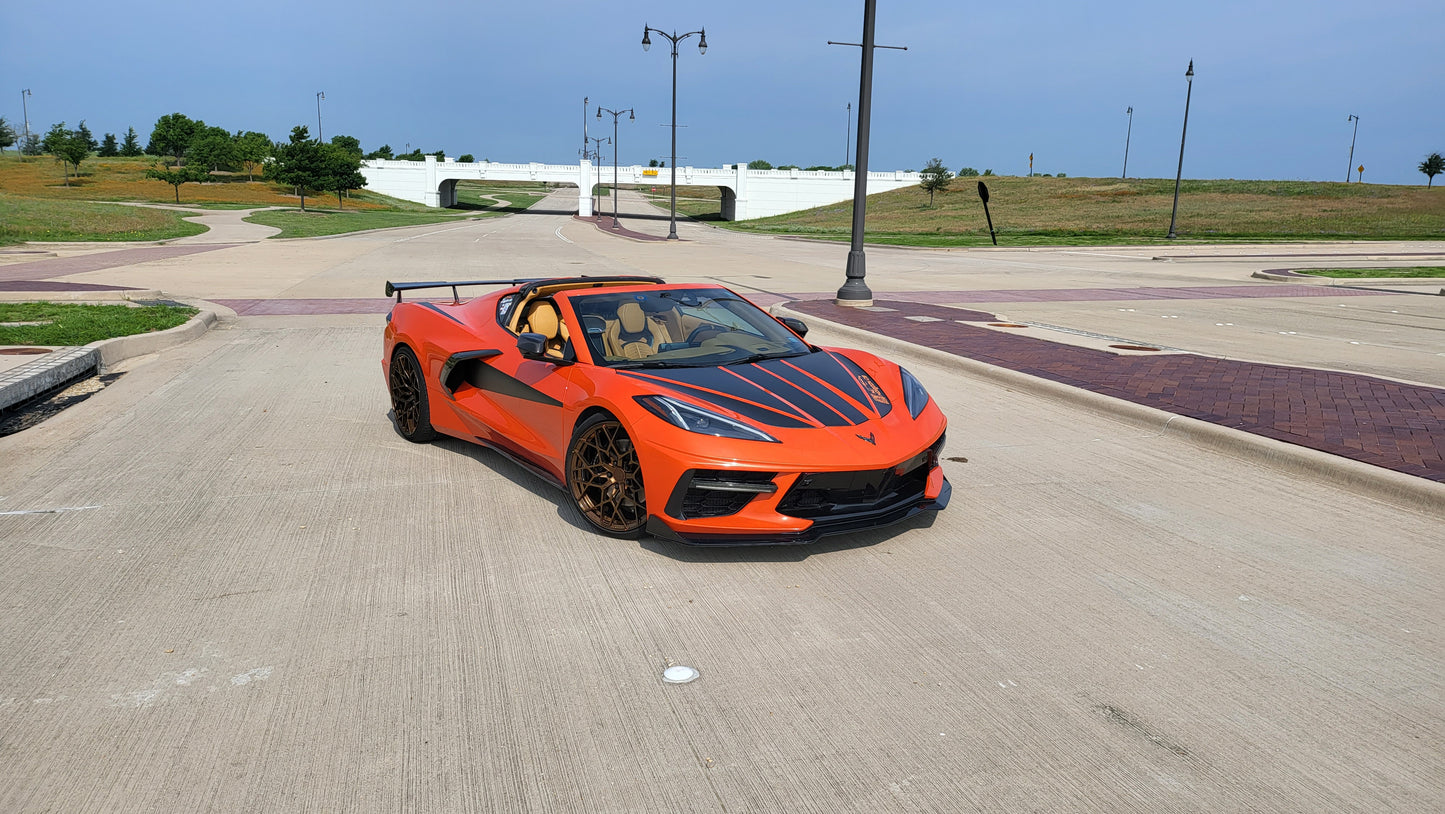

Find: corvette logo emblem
856;432;876;445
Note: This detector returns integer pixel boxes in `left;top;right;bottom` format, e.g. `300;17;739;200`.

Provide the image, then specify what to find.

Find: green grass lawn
645;176;1445;246
0;301;198;345
1299;266;1445;278
453;181;552;212
0;193;209;245
243;208;498;239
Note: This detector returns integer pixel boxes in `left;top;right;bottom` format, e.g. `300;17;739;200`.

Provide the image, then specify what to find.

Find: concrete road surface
1;192;1441;812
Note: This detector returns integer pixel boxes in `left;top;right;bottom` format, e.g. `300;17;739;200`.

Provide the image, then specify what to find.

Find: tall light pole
588;136;610;215
1345;114;1359;183
1122;106;1133;179
1166;60;1194;240
845;102;852;167
581;96;589;159
598;106;635;229
316;91;325;143
642;23;707;240
828;0;907;306
20;88;32;146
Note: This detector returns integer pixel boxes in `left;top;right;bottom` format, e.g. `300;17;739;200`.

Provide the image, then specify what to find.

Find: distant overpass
360;155;921;221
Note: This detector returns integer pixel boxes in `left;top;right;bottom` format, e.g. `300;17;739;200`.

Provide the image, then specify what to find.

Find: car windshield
568;287;810;368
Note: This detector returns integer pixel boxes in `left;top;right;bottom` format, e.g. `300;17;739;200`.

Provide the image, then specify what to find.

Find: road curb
1;297;224;414
772;303;1444;514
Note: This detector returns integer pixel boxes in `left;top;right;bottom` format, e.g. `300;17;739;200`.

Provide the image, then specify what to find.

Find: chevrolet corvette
382;277;949;544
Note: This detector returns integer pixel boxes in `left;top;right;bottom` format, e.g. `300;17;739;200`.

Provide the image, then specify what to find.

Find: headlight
634;396;780;443
900;367;931;419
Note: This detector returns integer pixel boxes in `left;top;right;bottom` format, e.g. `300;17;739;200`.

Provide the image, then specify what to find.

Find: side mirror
778;317;809;337
517;332;548;358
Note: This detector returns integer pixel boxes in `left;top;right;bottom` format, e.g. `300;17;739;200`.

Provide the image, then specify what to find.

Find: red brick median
790;299;1445;482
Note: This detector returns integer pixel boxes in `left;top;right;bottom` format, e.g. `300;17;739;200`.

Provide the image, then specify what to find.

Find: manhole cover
1109;344;1161;352
0;347;51;355
988;323;1029;328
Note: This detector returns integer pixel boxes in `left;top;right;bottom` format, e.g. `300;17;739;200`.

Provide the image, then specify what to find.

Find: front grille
777;435;943;520
672;470;777;519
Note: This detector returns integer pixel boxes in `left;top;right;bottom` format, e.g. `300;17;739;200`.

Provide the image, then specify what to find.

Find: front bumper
645;475;950;546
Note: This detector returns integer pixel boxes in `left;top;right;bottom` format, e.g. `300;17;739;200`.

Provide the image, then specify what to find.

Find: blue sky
3;0;1441;185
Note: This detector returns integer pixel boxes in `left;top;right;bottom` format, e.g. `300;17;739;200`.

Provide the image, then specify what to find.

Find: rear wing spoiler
384;279;543;303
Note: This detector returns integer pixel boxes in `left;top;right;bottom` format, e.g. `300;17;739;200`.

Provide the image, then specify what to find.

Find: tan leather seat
520;300;568;358
602;302;670;359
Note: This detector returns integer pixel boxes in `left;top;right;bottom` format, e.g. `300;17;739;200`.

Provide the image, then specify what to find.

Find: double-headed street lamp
597;106;635;229
1166;60;1194;240
588;135;610;215
642;23;707;240
1345;114;1360;183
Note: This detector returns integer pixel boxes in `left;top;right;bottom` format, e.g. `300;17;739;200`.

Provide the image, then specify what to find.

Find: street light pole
643;23;707;240
598;106;635;229
845;102;852;167
1122;106;1133;179
582;96;589;159
828;0;910;306
316;91;325;143
1346;114;1359;183
588;136;610;215
1166;60;1194;240
20;88;32;146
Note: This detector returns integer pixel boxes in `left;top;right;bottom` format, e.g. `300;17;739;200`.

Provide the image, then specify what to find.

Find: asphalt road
1;195;1441;812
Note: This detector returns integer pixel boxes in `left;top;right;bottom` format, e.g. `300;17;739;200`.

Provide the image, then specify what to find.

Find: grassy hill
647;176;1445;246
0;154;551;244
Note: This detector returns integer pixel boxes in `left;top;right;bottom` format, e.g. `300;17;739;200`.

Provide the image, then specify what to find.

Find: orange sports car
382;277;949;544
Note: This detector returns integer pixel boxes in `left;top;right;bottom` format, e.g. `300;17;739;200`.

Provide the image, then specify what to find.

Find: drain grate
0;347;51;355
1109;344;1162;352
988;323;1029;328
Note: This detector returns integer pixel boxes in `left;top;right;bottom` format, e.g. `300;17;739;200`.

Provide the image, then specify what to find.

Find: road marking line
0;505;102;516
393;223;480;243
554;226;573;244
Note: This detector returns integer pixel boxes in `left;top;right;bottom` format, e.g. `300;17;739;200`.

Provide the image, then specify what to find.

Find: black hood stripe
773;358;873;423
624;365;815;420
622;373;816;428
803;351;877;413
728;364;855;428
829;351;891;416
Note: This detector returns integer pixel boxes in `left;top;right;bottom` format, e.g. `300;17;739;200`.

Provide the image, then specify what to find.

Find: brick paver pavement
0;245;238;283
790;299;1445;482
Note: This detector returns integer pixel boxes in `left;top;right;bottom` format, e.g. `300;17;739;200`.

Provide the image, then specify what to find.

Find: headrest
525;301;559;338
617;301;646;333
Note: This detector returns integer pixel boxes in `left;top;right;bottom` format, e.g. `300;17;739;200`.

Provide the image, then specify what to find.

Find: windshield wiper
611;359;682;369
725;351;806;366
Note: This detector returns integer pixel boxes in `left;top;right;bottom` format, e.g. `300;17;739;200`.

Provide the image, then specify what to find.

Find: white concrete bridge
360;155;921;221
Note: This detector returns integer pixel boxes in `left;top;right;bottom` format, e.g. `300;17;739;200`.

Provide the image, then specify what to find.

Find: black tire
565;413;647;538
389;345;438;442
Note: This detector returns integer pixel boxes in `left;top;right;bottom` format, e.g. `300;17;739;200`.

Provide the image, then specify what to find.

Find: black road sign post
977;181;997;245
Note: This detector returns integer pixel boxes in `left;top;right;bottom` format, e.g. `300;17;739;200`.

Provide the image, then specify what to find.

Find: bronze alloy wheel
389;346;436;442
567;416;647;537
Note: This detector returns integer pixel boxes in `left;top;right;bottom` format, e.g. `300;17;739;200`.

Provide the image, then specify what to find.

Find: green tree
146;163;206;203
957;166;979;177
232;131;271;181
120;127;143;156
189;126;237;172
1420;152;1444;188
329;134;362;158
747;159;773;170
918;157;952;206
77;120;97;151
269;125;326;211
98;132;119;157
457;153;475;163
320;143;367;209
0;117;16;152
365;144;394;160
147;112;202;165
430;149;445;160
20;134;42;155
42;123;91;185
